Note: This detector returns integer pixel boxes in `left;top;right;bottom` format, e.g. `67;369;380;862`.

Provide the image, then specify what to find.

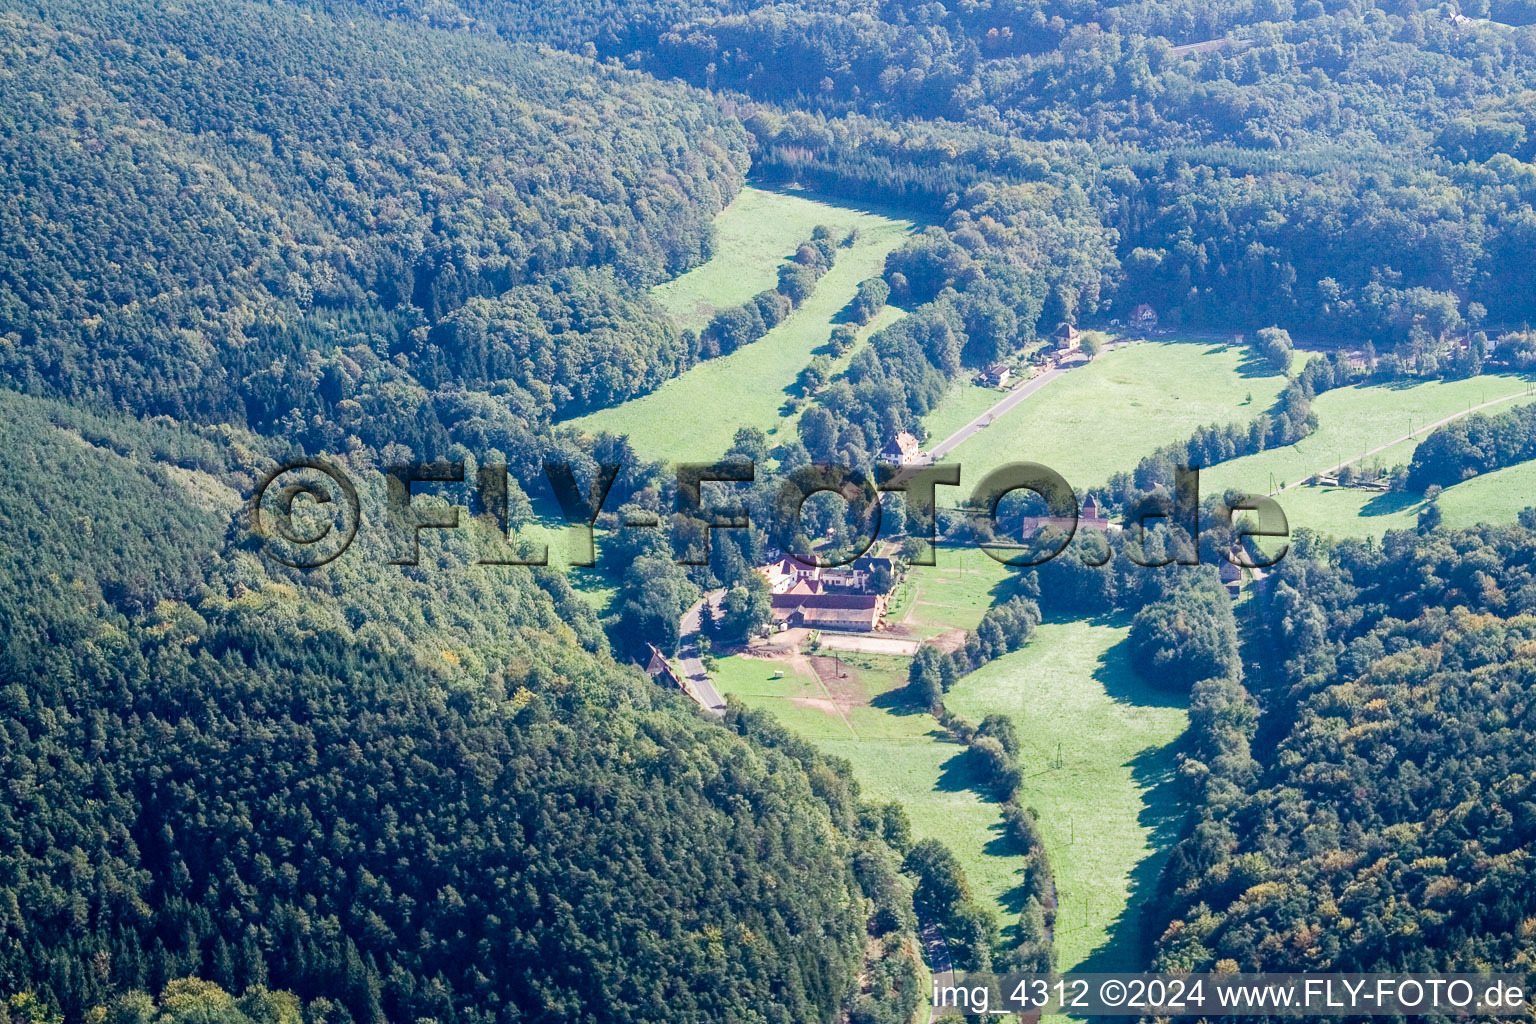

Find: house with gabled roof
880;430;925;466
759;555;820;594
1130;304;1158;330
643;644;685;692
978;363;1012;387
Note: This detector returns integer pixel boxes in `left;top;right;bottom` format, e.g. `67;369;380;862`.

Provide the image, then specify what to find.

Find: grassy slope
940;340;1290;492
1203;373;1536;497
1437;460;1536;529
1254;459;1536;540
568;187;917;462
650;186;877;331
713;650;1031;935
1200;373;1536;540
944;619;1189;972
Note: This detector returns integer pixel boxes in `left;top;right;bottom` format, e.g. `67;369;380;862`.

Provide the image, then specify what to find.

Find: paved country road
927;364;1066;462
677;591;727;715
921;917;956;1023
891;340;1130;486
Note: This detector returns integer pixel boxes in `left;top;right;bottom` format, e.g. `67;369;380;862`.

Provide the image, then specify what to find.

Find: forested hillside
0;387;928;1024
1151;525;1536;976
0;3;943;1021
9;0;1536;1017
0;0;746;458
351;0;1536;340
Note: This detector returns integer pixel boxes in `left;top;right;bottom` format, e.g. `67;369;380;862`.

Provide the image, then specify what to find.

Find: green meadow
1202;373;1536;498
1262;459;1536;541
714;607;1188;975
890;548;1022;639
1199;372;1536;541
945;618;1188;972
918;331;1116;449
568;187;918;462
922;380;1006;446
940;340;1290;492
649;186;899;331
712;650;1032;934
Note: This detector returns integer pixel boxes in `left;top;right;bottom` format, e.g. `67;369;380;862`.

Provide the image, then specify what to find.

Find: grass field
1202;373;1536;498
650;186;906;332
940;340;1290;492
1261;458;1536;540
919;333;1114;449
712;652;1031;930
1197;373;1536;542
889;548;1022;639
568;187;918;462
922;380;1004;446
944;618;1188;972
499;515;623;610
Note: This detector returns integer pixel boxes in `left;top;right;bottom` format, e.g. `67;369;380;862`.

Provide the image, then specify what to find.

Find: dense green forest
1151;524;1536;977
0;387;929;1024
8;0;1536;1016
0;4;938;1021
350;0;1536;338
0;0;747;461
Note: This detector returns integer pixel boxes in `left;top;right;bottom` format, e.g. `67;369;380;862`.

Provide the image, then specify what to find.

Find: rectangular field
887;550;1023;640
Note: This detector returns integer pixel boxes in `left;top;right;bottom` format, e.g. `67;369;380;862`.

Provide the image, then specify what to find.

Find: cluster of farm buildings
975;306;1159;388
740;301;1271;634
757;554;897;632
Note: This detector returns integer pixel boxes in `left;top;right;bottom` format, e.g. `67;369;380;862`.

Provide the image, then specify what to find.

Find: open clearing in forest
945;618;1188;973
567;186;918;463
937;339;1290;492
1202;372;1536;540
887;549;1020;640
714;608;1186;975
712;649;1032;935
1259;459;1536;539
712;551;1037;940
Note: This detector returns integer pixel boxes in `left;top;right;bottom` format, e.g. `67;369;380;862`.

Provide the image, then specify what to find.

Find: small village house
977;363;1011;387
880;430;925;466
643;644;686;692
1054;322;1080;351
